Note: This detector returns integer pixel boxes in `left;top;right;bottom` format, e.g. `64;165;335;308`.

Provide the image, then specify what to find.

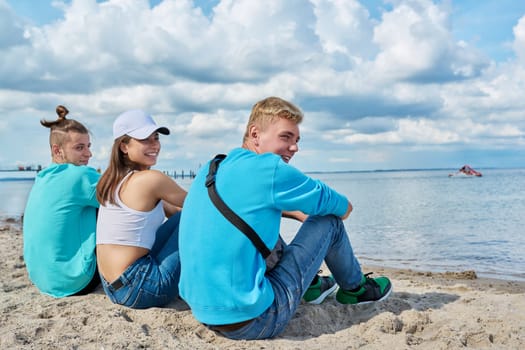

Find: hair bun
56;105;69;120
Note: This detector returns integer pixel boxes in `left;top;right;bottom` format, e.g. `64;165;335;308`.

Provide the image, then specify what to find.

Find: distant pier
163;170;196;179
15;165;42;172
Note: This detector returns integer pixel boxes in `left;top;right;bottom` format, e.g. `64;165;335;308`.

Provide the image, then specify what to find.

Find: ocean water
2;168;524;281
280;168;525;281
0;171;37;218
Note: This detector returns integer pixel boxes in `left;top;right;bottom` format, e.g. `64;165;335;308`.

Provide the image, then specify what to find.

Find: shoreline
360;261;525;284
5;212;523;283
1;218;524;349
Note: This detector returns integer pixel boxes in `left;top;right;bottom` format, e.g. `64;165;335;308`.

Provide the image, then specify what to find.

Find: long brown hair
96;135;143;205
41;105;89;147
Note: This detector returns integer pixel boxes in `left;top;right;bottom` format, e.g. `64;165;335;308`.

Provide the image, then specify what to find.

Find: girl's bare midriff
97;245;150;283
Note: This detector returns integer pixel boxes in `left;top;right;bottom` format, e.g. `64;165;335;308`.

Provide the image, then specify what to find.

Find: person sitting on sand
23;105;101;298
95;109;187;309
178;96;392;340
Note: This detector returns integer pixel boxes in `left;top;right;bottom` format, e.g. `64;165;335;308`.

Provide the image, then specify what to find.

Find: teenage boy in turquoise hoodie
179;97;392;339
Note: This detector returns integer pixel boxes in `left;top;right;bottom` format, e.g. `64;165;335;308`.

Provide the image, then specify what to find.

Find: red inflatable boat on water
449;165;482;177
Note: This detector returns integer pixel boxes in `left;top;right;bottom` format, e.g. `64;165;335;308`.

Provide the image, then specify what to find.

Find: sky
1;0;524;173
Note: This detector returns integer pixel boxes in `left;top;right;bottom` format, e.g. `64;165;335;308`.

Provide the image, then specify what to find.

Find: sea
1;167;524;281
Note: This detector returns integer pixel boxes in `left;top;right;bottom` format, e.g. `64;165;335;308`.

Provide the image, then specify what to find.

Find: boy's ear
249;124;259;146
249;124;258;139
51;144;61;157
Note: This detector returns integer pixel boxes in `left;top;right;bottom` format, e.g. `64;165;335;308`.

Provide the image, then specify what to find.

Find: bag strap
205;154;272;258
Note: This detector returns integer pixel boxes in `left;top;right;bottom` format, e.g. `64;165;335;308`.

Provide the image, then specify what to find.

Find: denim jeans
100;212;181;309
216;215;363;339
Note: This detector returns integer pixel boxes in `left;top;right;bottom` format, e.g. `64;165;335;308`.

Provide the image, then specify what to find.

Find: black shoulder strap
205;154;271;258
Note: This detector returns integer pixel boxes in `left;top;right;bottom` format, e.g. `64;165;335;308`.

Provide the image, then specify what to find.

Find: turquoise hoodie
179;148;348;325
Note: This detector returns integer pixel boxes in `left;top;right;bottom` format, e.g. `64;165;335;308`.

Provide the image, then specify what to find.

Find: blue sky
1;0;524;172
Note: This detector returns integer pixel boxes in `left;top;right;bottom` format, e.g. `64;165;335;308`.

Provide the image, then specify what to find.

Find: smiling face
119;132;161;170
53;131;92;166
248;117;300;163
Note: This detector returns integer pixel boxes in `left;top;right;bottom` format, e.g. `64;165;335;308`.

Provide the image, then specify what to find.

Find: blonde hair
243;96;303;143
41;105;89;147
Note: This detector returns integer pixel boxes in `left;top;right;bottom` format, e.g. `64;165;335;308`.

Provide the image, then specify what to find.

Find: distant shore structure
15;165;42;172
4;165;196;180
163;169;196;179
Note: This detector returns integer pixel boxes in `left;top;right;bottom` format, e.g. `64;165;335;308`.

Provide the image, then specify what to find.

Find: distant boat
449;165;482;177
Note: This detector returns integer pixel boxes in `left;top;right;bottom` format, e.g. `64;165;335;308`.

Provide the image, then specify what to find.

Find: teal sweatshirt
23;163;100;297
179;148;348;325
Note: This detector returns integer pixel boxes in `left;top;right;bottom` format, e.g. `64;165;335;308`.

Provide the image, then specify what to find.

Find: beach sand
1;218;524;349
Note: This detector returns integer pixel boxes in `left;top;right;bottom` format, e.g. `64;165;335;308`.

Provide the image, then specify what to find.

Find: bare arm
283;200;352;222
163;202;182;218
282;210;308;222
150;171;187;208
118;170;187;212
341;201;353;220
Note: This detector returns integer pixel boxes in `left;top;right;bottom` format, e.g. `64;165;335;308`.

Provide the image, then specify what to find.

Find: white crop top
96;172;165;249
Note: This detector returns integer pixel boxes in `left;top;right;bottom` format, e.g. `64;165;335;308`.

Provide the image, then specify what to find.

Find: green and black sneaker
336;272;392;305
303;275;337;304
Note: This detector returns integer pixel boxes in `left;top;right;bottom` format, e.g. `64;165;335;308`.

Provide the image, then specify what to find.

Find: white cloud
513;15;525;62
0;0;524;171
185;112;239;138
372;0;487;81
311;0;375;60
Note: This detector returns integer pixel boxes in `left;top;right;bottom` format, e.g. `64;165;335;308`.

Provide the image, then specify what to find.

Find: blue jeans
100;212;181;309
217;215;363;339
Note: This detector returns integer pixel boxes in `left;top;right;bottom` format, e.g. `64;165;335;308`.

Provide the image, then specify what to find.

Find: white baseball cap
112;109;170;140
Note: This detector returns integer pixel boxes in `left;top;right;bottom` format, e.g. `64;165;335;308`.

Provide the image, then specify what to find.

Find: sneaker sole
306;283;338;305
337;284;393;305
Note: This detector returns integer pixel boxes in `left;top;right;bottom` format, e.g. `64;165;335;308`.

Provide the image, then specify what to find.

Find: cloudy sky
1;0;524;173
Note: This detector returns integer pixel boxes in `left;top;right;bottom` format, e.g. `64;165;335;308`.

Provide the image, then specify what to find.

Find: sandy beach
1;217;524;349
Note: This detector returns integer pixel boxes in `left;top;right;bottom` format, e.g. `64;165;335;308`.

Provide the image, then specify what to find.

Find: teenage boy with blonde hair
179;96;392;339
